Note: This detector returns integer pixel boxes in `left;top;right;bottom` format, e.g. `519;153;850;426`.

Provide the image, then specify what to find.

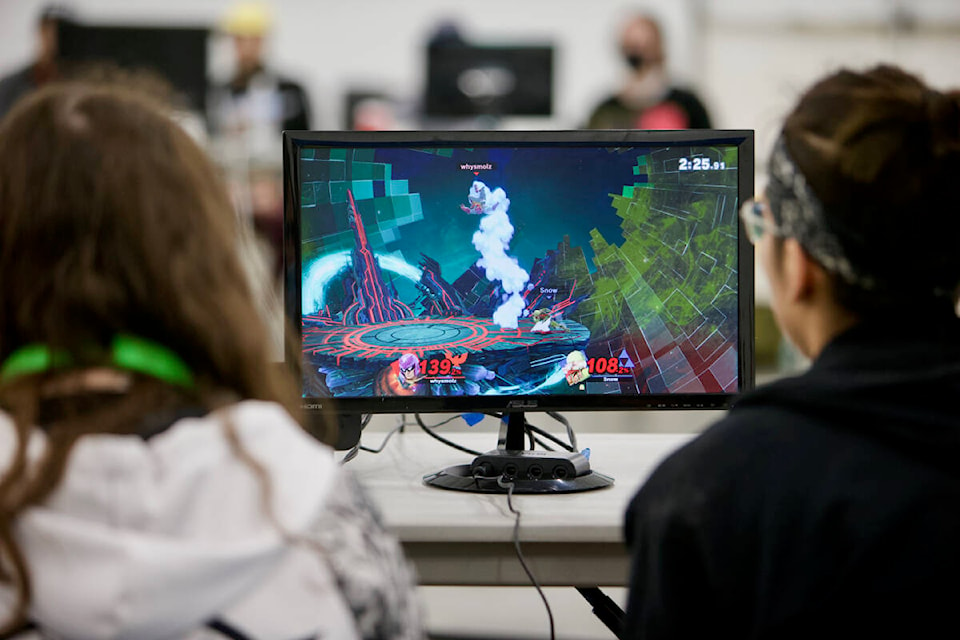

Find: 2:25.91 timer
678;157;726;171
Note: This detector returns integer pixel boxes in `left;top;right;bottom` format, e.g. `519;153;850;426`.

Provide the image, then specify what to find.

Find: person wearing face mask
585;13;711;130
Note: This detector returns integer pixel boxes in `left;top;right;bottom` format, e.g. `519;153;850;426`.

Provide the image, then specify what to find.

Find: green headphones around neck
0;334;194;389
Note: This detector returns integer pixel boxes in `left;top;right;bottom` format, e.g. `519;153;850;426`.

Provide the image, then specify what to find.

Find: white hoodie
0;400;422;640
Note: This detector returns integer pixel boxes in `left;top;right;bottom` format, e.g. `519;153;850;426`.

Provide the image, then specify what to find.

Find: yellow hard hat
222;1;273;36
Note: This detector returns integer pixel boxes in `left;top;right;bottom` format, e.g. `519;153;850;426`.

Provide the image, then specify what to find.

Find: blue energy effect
302;250;422;315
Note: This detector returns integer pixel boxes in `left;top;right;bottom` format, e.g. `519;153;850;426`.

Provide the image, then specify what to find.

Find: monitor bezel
283;129;755;416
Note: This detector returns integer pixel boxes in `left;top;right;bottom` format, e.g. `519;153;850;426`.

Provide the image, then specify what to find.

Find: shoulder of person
666;85;704;101
0;65;32;89
627;379;815;516
0;65;35;115
584;94;631;128
276;76;307;94
664;86;712;126
302;467;425;640
586;94;625;117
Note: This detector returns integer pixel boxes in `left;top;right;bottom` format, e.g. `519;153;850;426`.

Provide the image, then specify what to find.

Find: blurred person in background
0;4;73;119
0;78;422;639
585;12;711;130
207;0;311;279
623;64;960;638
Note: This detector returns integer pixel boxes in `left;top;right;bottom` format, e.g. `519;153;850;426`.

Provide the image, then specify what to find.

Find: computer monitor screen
424;45;553;117
58;21;209;113
283;130;755;457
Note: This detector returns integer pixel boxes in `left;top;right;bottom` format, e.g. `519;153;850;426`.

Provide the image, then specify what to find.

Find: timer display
678;157;726;171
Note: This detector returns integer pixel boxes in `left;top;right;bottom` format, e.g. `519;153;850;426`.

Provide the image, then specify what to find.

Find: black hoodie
623;316;960;639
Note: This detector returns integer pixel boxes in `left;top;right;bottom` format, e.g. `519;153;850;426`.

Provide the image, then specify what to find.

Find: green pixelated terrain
299;148;424;264
565;146;740;348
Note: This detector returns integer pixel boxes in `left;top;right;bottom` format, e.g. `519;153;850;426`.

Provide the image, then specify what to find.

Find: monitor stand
422;412;614;494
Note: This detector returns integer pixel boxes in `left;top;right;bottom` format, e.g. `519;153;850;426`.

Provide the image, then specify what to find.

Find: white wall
700;0;960;174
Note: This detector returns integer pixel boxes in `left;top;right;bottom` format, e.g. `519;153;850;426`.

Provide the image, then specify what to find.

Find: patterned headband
765;135;878;291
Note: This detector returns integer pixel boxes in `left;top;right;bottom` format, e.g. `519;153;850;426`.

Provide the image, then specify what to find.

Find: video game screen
294;139;746;406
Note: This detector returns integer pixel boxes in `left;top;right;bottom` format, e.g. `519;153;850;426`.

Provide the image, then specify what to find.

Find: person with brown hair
623;65;960;638
0;81;422;639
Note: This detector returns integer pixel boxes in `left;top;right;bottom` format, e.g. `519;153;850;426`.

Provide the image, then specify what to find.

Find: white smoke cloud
493;291;527;328
469;180;529;329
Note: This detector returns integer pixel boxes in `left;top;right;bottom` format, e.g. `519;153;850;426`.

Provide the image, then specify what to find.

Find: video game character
459;188;485;215
374;352;426;396
396;352;423;390
564;350;590;386
530;308;566;333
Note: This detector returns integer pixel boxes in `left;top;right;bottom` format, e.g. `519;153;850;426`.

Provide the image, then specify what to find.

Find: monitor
424;44;553;118
58;20;209;114
283;130;755;489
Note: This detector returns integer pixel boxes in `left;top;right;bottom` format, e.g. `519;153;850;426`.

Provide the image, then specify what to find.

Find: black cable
339;443;360;465
497;476;556;640
527;433;555;452
525;423;575;452
486;411;578;453
418;414;464;428
343;413;473;463
340;414;378;464
360;423;404;454
415;413;483;456
546;411;577;452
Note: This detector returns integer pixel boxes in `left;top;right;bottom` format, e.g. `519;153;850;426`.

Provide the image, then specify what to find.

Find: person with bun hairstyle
0;81;422;639
623;65;960;638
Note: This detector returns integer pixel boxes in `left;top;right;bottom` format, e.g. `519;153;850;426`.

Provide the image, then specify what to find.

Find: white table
346;428;696;587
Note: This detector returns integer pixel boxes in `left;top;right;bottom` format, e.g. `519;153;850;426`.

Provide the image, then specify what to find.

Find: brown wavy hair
0;80;329;632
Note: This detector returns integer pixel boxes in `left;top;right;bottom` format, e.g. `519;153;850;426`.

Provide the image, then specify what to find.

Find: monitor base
423;449;614;494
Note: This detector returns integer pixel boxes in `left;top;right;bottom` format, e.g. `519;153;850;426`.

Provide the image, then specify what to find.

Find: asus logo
507;400;537;409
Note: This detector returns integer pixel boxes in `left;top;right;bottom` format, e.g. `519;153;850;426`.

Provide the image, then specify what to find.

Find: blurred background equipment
424;43;553;120
57;20;208;114
344;89;406;131
420;20;553;129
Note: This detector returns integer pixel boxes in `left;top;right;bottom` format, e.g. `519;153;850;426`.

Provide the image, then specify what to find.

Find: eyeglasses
739;199;783;245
